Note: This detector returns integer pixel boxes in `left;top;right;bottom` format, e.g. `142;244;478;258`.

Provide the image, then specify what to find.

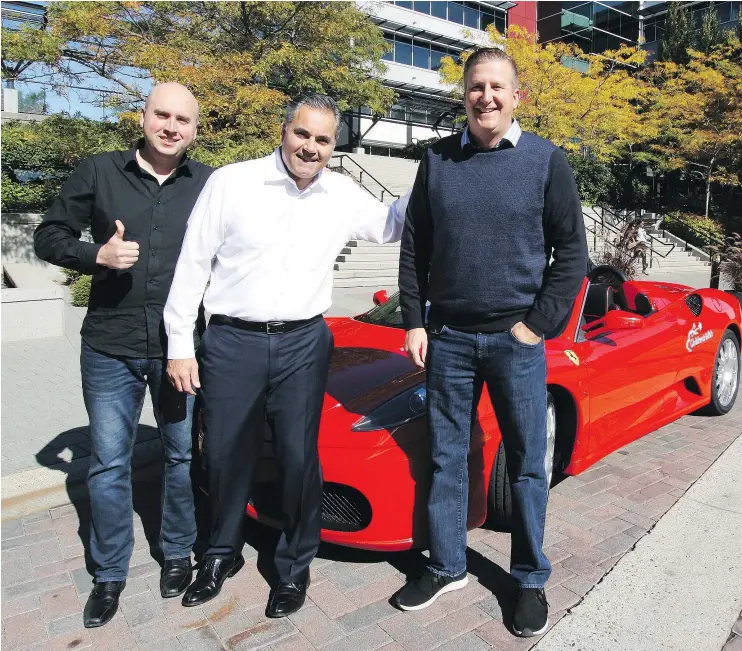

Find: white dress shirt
461;119;522;148
164;148;410;359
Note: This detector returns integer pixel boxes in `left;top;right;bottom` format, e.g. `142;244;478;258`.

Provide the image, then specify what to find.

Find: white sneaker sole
513;620;549;637
397;576;469;611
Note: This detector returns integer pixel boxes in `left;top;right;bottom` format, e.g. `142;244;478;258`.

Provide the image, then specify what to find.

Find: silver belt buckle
266;321;284;334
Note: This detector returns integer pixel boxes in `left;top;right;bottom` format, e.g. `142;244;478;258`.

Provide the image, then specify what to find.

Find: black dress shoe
160;557;193;598
181;555;244;607
265;577;310;618
83;580;125;628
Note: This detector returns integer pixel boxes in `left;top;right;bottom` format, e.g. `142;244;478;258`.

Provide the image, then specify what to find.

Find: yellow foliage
439;25;657;162
5;1;394;167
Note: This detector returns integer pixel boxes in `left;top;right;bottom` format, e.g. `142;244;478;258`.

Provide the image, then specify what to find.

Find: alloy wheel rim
716;338;739;408
544;401;557;486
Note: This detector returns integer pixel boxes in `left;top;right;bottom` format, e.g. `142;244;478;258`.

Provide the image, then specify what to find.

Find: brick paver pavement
2;402;741;651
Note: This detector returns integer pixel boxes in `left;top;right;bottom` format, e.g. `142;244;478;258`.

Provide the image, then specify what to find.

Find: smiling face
464;58;520;149
281;106;337;190
139;83;199;162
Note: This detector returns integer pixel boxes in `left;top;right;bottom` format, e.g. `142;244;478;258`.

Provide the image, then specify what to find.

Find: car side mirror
582;310;644;337
373;289;389;306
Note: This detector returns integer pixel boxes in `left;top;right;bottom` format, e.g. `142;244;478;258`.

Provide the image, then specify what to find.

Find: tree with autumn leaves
2;1;393;165
2;2;741;224
439;24;741;223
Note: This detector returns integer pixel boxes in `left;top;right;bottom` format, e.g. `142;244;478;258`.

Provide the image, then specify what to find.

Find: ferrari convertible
246;265;741;551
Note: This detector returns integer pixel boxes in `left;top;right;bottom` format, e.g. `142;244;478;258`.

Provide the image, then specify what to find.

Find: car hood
323;317;424;414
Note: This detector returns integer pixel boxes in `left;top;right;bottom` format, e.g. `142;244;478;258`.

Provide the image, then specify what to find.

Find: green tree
2;2;395;166
1;115;134;212
650;39;742;220
660;2;694;64
698;5;724;53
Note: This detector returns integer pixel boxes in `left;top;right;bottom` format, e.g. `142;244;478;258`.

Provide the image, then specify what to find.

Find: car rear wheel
702;329;740;416
488;393;556;529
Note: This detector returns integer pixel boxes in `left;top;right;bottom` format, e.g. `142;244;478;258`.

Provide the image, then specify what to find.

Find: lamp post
710;253;722;289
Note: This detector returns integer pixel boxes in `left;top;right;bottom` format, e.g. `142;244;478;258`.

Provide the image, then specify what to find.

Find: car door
574;301;680;455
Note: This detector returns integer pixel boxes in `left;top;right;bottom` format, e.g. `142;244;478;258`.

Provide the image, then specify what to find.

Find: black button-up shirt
34;146;213;358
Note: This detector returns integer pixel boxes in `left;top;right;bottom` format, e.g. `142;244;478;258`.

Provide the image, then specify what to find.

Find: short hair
463;47;519;89
284;93;343;138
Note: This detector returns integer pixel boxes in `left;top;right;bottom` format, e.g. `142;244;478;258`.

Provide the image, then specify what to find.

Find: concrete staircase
330;154;418;289
582;208;711;275
330;160;713;289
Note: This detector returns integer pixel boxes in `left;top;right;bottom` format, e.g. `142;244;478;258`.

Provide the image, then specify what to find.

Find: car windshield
355;292;404;328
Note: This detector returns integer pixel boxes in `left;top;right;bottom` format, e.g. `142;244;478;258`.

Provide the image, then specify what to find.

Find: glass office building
641;1;740;57
536;1;641;54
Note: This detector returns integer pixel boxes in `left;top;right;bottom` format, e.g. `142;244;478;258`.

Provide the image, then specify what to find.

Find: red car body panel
247;278;741;551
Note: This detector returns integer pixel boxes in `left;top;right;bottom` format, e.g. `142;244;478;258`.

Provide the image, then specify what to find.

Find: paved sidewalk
533;433;742;651
2;398;740;651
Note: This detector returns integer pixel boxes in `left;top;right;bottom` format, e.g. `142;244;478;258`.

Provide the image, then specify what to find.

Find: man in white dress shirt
163;94;409;616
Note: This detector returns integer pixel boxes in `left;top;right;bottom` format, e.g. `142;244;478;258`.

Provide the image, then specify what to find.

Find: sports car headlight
351;384;427;432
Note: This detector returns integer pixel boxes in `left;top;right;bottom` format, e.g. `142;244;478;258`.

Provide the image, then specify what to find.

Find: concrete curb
0;439;164;521
534;431;742;651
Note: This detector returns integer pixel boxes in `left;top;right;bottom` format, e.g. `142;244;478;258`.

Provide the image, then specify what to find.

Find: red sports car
246;265;741;551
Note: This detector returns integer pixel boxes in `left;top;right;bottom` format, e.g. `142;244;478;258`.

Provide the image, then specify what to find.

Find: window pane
592;29;608;52
431;45;447;70
382;37;394;61
414;1;431;14
409;108;427;124
431;0;447;19
448;1;464;24
620;15;637;41
390;104;406;120
463;3;479;28
495;13;506;33
413;42;430;68
396;39;413;65
481;9;494;30
395;1;413;9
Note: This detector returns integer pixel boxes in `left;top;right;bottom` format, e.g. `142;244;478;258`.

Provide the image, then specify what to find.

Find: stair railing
328;154;400;204
583;208;675;270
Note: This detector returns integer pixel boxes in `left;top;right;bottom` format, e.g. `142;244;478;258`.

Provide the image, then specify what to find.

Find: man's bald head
139;82;199;162
144;82;199;116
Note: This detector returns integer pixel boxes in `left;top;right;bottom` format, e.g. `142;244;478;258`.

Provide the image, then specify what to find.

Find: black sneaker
513;587;549;637
393;570;468;611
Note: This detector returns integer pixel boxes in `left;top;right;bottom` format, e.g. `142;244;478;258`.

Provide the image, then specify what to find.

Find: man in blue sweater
395;48;588;636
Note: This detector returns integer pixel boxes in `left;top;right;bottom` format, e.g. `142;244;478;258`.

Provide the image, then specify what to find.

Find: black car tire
488;393;555;529
699;329;740;416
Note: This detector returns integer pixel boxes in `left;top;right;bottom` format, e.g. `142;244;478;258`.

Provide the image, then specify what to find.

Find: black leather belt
209;313;322;334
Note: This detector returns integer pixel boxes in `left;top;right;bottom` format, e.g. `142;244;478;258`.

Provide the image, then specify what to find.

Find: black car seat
583;283;617;323
633;292;655;317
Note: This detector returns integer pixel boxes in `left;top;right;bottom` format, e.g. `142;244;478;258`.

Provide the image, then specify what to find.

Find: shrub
70;275;91;307
593;243;642;280
1;115;132;213
716;233;742;291
567;153;615;206
61;268;81;285
661;211;725;248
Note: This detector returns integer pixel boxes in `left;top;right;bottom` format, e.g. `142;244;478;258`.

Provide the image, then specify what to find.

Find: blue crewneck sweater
399;131;588;336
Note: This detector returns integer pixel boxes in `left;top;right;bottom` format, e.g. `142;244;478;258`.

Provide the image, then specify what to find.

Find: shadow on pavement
34;425;168;585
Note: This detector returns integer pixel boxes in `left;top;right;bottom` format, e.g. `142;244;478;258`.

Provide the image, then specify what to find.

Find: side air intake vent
685;294;702;317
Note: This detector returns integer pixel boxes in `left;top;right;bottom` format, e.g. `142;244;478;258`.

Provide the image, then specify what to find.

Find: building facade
341;1;534;155
534;1;740;59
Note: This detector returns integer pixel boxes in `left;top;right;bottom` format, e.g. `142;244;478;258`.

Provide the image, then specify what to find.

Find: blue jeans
81;340;197;582
426;325;552;588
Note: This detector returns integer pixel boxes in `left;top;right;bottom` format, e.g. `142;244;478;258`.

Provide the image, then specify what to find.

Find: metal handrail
583;208;675;270
328;154;400;204
658;217;725;253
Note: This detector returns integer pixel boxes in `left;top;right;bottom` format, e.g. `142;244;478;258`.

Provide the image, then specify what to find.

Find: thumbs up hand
96;220;140;269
